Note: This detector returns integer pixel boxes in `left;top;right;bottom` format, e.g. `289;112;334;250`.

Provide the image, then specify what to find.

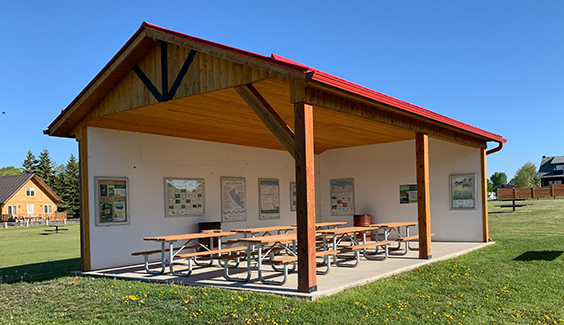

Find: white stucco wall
317;138;484;242
87;127;484;270
87;127;298;269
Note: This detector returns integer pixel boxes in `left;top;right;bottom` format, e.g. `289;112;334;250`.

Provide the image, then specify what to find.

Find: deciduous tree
510;162;540;188
0;166;22;176
490;172;508;188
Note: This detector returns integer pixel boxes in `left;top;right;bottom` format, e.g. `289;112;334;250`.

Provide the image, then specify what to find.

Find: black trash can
198;221;222;249
354;214;372;241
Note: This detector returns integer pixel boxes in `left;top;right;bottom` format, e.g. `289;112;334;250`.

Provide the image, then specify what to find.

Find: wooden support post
294;102;317;293
416;133;432;259
480;148;489;242
77;127;91;271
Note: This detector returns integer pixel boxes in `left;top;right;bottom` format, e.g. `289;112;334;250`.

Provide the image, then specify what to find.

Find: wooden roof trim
47;23;311;138
47;29;155;138
30;174;63;204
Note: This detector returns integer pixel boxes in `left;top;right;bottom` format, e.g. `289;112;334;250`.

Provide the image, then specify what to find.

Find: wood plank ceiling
88;78;416;154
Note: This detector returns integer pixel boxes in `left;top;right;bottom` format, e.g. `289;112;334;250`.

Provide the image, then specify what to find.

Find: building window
555;164;564;171
44;205;53;214
25;187;35;197
7;206;17;214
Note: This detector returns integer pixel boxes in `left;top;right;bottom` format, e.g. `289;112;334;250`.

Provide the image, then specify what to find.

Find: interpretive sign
400;184;417;204
221;177;247;222
449;174;476;209
95;177;129;226
330;178;355;216
259;179;280;220
164;178;205;217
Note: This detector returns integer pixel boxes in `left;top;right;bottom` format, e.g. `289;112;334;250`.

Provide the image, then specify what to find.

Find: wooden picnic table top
231;225;296;233
144;231;235;242
291;221;347;228
499;198;526;201
236;233;296;244
316;226;374;235
370;221;418;228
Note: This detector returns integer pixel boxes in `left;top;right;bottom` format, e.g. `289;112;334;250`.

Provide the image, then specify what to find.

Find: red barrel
354;214;372;241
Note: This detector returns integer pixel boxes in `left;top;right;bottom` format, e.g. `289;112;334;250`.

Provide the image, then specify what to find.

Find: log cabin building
46;22;506;293
0;173;64;222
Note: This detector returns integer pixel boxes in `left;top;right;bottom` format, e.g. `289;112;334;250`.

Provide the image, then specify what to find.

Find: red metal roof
145;22;505;145
51;22;506;150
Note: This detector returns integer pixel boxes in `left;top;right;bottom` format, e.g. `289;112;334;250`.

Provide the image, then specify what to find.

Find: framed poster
221;177;246;222
330;178;355;216
164;178;205;217
400;184;417;204
290;182;297;212
259;179;280;220
95;177;129;226
449;174;476;210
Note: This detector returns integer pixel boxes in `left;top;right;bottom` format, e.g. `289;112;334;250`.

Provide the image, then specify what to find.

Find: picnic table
316;226;383;265
139;231;235;276
292;221;347;230
222;233;298;285
231;225;296;237
369;221;418;255
44;224;68;234
496;198;530;212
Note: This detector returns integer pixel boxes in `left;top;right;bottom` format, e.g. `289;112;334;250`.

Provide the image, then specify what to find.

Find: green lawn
1;201;564;324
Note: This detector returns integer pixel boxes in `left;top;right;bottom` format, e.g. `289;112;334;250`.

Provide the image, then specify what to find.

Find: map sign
221;177;246;222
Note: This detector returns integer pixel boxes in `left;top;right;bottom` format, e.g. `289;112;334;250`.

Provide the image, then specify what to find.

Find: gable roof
552;156;564;164
47;22;506;152
0;174;62;205
538;156;564;178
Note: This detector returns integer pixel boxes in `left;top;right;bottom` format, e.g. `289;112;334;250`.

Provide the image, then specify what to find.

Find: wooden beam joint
235;84;296;157
133;41;197;103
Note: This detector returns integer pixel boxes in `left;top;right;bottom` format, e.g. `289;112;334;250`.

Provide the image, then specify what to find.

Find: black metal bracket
133;41;197;103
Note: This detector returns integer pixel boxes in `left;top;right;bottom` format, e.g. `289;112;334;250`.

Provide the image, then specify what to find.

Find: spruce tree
36;148;55;189
59;153;80;218
22;150;38;174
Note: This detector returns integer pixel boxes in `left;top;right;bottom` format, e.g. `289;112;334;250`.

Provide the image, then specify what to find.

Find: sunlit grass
1;200;564;324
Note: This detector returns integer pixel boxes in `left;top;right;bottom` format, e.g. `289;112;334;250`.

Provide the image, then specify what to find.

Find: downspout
486;140;504;155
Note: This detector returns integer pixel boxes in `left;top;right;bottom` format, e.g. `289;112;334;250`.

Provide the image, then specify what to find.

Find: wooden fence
498;184;564;199
0;212;67;223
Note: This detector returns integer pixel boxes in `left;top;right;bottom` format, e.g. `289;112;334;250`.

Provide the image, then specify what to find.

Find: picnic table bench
44;224;68;234
496;198;531;212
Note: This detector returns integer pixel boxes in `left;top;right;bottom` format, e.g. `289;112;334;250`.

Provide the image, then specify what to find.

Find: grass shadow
0;258;81;283
513;251;563;261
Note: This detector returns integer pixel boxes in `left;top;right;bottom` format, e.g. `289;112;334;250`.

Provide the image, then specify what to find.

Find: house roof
552;156;564;164
493;183;515;190
538;156;564;178
0;174;62;205
47;22;506;152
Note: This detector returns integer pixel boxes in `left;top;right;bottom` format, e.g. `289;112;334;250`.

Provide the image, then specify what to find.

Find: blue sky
1;1;562;179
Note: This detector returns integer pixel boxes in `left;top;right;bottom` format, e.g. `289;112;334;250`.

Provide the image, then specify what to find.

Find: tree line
489;161;540;193
0;149;80;218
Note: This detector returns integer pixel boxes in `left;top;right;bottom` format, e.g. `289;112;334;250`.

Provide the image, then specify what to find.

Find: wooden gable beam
235;84;296;158
133;41;197;103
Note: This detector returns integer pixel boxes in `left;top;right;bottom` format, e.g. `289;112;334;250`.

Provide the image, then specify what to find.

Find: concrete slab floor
80;241;493;300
